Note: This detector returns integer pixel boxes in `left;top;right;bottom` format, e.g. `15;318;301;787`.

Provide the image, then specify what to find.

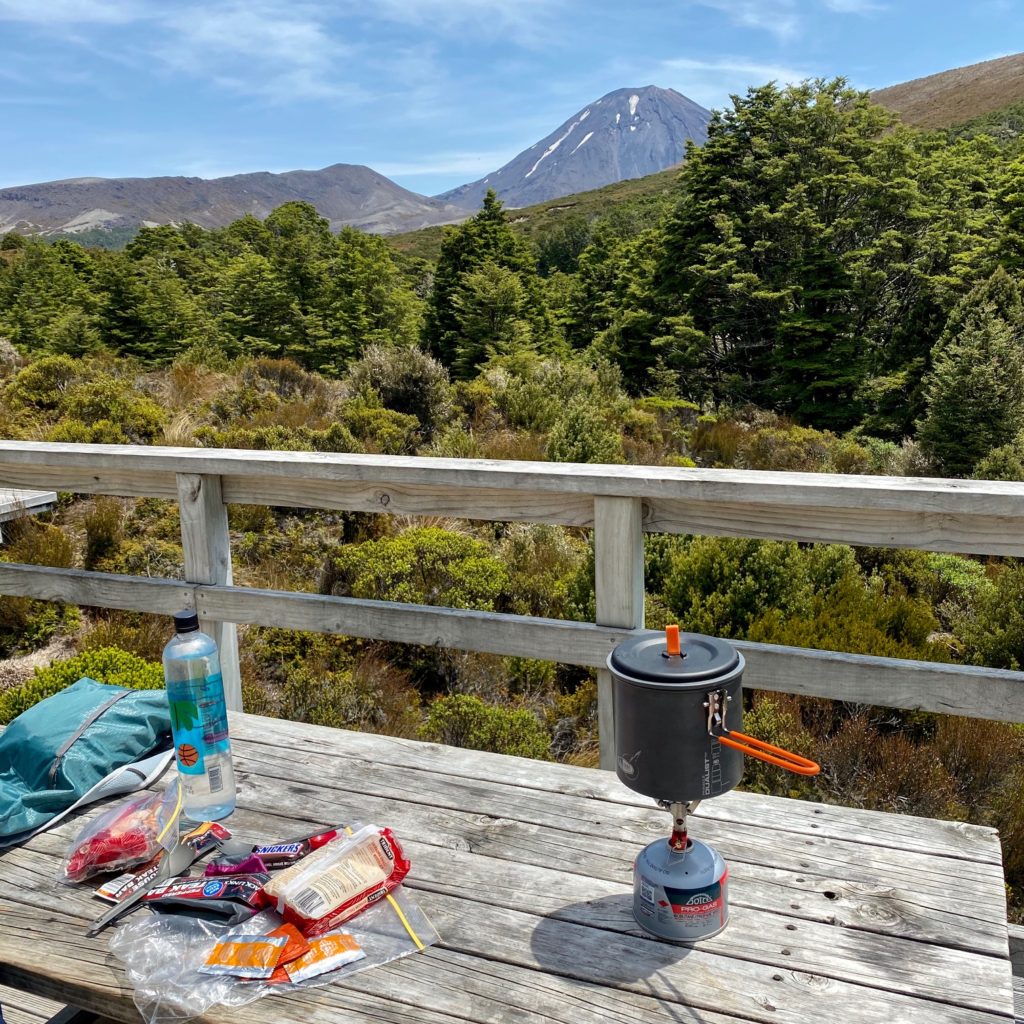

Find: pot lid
609;625;740;685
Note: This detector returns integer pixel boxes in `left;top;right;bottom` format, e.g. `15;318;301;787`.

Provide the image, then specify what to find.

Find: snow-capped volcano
437;86;711;210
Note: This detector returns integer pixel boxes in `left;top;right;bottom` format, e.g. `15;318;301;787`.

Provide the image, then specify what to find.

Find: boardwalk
0;489;56;541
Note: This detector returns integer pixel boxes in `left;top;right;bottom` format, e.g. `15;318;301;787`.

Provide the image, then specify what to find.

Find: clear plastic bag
109;884;438;1024
59;781;181;884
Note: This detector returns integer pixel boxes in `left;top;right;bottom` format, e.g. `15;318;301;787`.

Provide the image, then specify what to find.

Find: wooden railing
1;441;1024;769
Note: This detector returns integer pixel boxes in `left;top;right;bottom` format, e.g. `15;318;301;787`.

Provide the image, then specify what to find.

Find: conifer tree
918;311;1024;476
656;79;922;427
450;261;533;378
424;190;549;370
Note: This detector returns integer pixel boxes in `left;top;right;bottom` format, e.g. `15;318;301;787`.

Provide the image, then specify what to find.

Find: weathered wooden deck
1;443;1023;1020
0;488;57;542
0;713;1016;1024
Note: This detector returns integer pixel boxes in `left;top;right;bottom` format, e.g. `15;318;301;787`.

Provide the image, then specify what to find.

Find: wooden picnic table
0;711;1016;1024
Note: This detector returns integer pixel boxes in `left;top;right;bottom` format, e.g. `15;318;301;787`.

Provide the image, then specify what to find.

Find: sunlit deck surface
0;489;57;541
0;712;1016;1024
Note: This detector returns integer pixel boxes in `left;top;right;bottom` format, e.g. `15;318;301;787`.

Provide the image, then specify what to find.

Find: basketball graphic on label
177;743;200;767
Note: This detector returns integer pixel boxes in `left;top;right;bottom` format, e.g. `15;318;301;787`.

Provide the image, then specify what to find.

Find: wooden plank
734;640;1024;723
196;584;626;664
3;443;1024;557
0;909;757;1024
645;496;1024;556
228;713;1004;865
0;462;176;500
222;476;595;527
1011;922;1024;972
176;474;240;710
4;800;1012;1023
0;490;57;524
0;563;194;614
594;496;645;769
0;985;66;1024
0;440;1022;510
1014;975;1023;1024
3;561;1024;722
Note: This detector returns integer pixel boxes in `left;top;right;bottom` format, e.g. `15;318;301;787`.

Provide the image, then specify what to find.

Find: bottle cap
173;610;201;634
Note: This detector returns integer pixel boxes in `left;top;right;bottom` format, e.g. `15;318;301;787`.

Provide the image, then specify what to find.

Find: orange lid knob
665;624;681;657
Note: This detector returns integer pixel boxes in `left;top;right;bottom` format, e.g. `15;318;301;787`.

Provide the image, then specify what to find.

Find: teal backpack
0;676;172;846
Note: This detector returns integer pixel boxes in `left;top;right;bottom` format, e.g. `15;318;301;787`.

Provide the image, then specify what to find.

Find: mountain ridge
872;51;1024;128
438;85;709;210
0;163;469;237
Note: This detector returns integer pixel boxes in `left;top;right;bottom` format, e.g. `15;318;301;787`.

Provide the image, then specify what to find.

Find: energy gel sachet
199;933;287;979
284;932;365;983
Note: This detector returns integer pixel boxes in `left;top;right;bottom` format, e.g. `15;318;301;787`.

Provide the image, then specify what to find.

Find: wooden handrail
2;441;1024;766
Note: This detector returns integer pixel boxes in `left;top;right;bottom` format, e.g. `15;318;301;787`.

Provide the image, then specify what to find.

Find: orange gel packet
267;923;310;966
200;934;287;979
284;932;365;983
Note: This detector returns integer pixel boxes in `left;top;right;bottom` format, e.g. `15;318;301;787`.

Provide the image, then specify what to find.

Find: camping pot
608;625;818;803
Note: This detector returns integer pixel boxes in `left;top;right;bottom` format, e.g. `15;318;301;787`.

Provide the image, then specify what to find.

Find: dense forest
3;79;1024;915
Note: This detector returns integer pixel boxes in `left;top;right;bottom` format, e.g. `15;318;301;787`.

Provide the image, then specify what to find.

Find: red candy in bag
60;784;181;884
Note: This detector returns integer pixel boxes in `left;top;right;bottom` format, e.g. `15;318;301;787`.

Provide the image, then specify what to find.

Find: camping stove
608;625;819;944
632;800;728;942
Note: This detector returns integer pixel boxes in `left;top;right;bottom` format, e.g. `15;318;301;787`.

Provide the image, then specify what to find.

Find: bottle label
169;672;230;777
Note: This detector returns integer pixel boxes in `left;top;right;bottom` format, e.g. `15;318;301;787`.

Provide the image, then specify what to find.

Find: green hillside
388;166;682;263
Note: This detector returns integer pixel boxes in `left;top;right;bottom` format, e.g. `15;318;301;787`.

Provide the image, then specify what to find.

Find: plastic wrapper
261;824;410;935
109;885;438;1024
59;782;181;884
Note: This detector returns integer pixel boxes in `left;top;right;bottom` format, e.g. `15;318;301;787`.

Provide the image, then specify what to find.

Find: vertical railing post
176;473;241;711
594;496;645;770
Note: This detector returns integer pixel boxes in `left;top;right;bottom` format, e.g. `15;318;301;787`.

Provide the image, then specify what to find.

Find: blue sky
0;0;1019;196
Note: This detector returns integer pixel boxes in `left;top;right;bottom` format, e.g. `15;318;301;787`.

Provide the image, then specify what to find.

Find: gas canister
633;835;728;943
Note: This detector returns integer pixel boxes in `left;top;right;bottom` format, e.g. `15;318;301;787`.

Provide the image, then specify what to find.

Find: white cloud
367;0;562;43
0;0;144;22
376;148;521;179
823;0;885;12
659;55;813;108
694;0;800;41
153;2;363;103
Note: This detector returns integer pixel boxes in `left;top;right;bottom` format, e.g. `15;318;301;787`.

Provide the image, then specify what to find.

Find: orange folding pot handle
716;730;820;776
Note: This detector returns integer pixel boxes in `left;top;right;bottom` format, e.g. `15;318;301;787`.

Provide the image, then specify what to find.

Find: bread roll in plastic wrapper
260;825;410;936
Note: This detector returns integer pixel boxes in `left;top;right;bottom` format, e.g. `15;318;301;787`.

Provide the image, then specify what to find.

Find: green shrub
0;647;164;723
496;523;588;619
663;537;812;638
323;527;509;611
546;401;624;464
420;693;550;759
57;376;165;443
956;563;1024;669
101;539;184;580
83;496;125;568
346;345;451;439
339;393;420;454
241;358;325;401
5;354;87;410
0;520;78;656
689;418;746;466
739;693;819;798
47;419;130;444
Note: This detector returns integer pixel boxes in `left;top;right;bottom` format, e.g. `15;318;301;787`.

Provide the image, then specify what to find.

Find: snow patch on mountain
525;117;583;177
571;131;594;154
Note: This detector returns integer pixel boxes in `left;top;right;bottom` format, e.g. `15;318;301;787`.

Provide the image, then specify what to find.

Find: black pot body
609;645;745;803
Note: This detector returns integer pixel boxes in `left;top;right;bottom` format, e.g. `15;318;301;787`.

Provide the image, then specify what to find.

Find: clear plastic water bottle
162;610;236;821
